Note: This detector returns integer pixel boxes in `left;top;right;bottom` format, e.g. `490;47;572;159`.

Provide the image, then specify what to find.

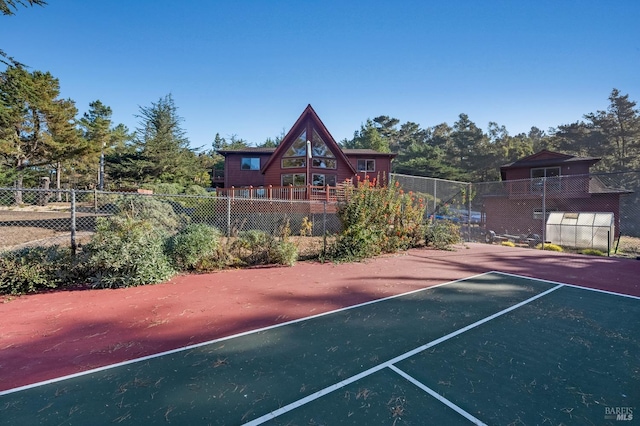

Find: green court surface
1;272;638;425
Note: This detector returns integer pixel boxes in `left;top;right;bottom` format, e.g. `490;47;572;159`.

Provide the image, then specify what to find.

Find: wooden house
216;105;395;201
482;150;631;239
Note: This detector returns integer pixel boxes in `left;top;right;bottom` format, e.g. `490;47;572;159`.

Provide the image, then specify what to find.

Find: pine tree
0;67;88;200
126;94;204;185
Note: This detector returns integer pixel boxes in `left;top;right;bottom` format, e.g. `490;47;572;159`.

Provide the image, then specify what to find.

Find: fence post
323;201;327;256
433;179;437;218
94;188;98;214
467;182;472;242
70;189;77;255
541;177;546;250
226;196;231;238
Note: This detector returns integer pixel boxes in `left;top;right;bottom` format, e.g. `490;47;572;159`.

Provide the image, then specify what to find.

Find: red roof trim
260;104;357;175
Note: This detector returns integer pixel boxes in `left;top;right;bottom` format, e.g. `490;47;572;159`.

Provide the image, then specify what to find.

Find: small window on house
531;167;561;191
533;207;558;220
282;173;306;186
357;159;375;172
531;167;560;178
241;157;260;170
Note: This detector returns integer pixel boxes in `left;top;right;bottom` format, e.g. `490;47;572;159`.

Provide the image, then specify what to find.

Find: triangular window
284;130;307;157
311;130;334;158
311;128;336;169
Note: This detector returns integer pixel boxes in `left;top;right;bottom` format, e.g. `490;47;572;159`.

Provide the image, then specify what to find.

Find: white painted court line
388;364;487;426
242;283;564;425
491;270;640;300
0;272;492;397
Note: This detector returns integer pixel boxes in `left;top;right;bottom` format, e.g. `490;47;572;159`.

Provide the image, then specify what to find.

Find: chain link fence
0;188;342;252
2;170;639;257
391;171;640;257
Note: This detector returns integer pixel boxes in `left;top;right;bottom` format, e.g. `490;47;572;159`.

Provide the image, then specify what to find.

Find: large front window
312;174;337;187
282;173;306;186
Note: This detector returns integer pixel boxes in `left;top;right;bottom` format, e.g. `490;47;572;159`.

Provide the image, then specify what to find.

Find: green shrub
579;248;606;256
535;243;563;252
193;197;218;222
168;224;221;271
329;178;425;261
232;230;273;265
230;230;298;266
0;246;75;295
424;220;461;250
85;216;175;288
143;183;185;195
271;240;298;266
113;195;183;233
184;185;208;196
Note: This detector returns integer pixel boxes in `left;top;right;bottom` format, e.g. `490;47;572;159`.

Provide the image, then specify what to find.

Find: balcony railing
215;185;348;202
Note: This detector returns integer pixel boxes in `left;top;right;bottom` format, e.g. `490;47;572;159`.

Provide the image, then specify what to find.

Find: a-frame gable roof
261;104;357;174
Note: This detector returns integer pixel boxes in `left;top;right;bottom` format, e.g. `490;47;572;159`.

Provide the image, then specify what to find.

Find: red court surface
1;243;638;392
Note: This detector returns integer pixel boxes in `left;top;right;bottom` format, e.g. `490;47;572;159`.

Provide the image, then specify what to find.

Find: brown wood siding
347;155;393;184
223;153;270;187
504;163;592;180
483;193;622;238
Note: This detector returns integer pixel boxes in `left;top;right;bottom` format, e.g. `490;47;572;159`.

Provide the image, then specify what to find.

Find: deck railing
215;185;347;202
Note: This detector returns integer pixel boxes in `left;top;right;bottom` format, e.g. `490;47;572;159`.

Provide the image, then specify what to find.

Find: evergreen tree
446;114;487;180
47;98;86;192
342;119;391;153
0;67;88;199
129;94;204;184
79;100;112;189
584;89;640;170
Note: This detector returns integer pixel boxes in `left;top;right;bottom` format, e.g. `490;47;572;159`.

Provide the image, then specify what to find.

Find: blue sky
2;1;639;151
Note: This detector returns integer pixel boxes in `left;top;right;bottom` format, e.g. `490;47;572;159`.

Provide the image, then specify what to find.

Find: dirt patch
290;235;333;259
616;235;640;257
0;227;73;249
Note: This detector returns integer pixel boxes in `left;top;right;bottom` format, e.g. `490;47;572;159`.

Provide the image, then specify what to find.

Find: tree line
342;88;640;182
1;62;638;192
1;2;638;191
